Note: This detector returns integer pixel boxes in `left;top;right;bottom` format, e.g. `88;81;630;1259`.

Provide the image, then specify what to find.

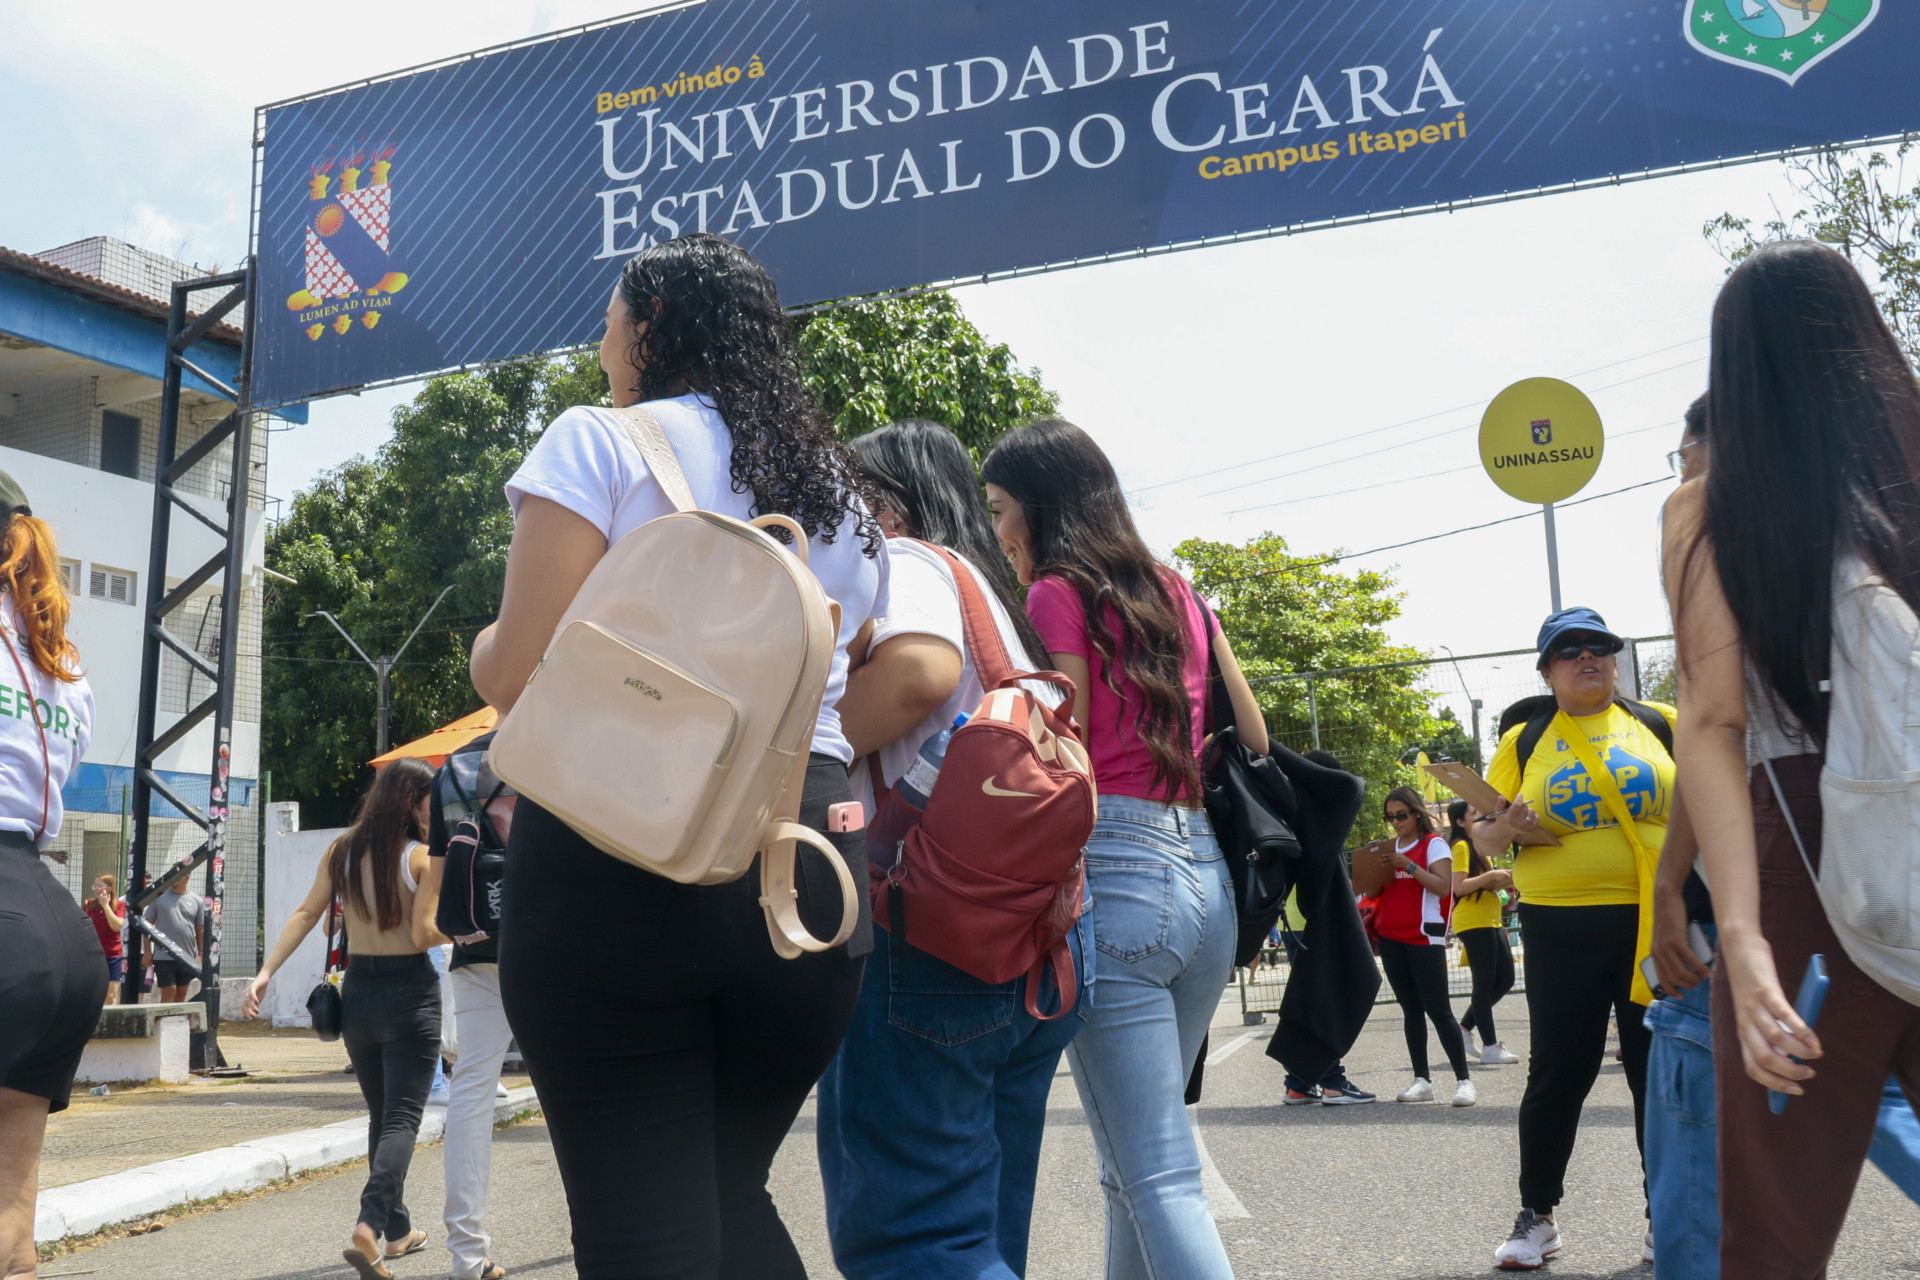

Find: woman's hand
1389;849;1414;870
1719;926;1820;1092
1482;868;1514;892
240;972;269;1020
1651;885;1711;994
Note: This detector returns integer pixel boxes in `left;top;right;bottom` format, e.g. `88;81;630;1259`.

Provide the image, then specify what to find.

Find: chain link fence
1225;634;1675;1020
1234;932;1527;1022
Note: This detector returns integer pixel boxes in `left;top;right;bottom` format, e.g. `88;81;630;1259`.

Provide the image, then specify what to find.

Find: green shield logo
1684;0;1880;85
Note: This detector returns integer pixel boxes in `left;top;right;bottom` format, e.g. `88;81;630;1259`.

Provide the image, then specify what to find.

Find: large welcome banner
254;0;1915;406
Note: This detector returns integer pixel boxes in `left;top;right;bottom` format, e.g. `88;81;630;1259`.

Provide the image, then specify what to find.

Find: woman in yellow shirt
1447;799;1518;1067
1474;606;1677;1270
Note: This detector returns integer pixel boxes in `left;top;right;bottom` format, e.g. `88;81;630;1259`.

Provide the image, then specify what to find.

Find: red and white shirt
1373;833;1453;947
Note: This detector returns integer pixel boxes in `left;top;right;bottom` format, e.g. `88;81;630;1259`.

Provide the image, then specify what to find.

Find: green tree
794;293;1059;450
1706;141;1920;362
1422;708;1480;770
1178;533;1442;841
266;295;1054;823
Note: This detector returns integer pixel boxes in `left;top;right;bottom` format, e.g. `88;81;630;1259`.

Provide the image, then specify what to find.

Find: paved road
48;996;1920;1280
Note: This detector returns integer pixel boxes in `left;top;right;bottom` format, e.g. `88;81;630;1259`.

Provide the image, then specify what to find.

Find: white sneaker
1481;1042;1521;1066
1642;1227;1655;1264
1396;1077;1434;1102
496;1080;510;1099
1462;1028;1480;1058
1452;1078;1478;1107
1494;1209;1561;1270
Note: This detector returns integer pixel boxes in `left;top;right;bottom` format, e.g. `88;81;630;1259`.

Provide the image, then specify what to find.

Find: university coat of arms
285;145;411;340
1684;0;1881;86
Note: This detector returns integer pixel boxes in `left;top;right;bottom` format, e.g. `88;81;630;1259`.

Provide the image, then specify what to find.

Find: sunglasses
1548;635;1624;663
1384;809;1416;822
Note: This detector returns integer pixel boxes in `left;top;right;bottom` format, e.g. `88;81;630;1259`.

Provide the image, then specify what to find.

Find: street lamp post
306;583;457;757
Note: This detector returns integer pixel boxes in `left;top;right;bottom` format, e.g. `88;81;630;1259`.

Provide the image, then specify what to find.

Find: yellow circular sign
1478;378;1604;505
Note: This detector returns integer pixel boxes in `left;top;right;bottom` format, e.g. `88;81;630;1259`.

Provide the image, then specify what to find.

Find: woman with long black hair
1372;787;1475;1106
244;758;445;1278
981;419;1268;1280
1448;798;1519;1066
818;418;1090;1279
1665;239;1920;1276
469;234;886;1280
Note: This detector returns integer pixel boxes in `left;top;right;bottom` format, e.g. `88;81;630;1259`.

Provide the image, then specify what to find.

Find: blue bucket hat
1536;606;1622;661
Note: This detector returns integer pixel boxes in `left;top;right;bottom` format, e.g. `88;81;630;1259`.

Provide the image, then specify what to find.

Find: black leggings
1457;925;1516;1047
341;952;441;1242
1379;936;1470;1081
1516;902;1649;1214
500;757;869;1280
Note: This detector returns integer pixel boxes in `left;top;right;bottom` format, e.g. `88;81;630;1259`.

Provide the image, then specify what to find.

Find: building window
100;411;141;479
89;565;136;605
59;560;82;596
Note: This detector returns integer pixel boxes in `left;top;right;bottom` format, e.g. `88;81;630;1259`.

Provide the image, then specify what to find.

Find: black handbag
306;900;344;1042
1186;585;1304;931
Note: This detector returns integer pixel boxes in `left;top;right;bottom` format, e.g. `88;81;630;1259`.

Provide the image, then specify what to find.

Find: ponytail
0;515;81;682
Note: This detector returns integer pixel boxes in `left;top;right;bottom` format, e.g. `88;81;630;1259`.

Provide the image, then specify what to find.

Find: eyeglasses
1384;809;1415;822
1548;635;1624;663
1667;438;1706;477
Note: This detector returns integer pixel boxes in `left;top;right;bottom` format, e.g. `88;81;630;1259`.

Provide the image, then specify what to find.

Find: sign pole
1542;501;1563;612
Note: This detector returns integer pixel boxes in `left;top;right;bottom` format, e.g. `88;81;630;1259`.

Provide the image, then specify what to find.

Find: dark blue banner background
255;0;1916;407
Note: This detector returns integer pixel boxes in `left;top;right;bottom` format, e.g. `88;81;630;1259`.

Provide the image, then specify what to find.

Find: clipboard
1420;761;1562;848
1349;837;1399;897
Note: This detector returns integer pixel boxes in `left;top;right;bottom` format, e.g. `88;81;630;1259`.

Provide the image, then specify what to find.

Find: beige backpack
489;405;858;957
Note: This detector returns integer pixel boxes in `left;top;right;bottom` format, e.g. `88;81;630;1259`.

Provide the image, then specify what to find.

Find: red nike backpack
867;542;1097;1018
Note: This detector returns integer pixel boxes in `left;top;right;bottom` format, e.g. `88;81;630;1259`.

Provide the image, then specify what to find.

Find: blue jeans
1066;796;1236;1280
1870;1077;1920;1206
816;913;1092;1279
1645;970;1718;1280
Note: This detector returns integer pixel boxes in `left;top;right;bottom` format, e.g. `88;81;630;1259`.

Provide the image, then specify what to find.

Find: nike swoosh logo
982;777;1038;799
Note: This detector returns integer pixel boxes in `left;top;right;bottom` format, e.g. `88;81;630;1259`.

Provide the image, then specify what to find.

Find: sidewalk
37;1022;537;1244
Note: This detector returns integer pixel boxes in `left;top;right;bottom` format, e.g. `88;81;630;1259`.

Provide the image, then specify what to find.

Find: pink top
1025;571;1214;803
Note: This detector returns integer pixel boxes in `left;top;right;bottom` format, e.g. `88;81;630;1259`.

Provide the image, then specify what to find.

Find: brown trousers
1715;754;1920;1278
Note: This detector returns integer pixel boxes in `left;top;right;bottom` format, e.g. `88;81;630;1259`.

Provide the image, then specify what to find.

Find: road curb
35;1085;541;1243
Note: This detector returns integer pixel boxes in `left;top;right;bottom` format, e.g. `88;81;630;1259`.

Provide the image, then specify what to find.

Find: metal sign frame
121;265;256;1074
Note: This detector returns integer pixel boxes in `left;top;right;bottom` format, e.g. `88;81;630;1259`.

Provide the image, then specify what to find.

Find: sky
0;2;1823;678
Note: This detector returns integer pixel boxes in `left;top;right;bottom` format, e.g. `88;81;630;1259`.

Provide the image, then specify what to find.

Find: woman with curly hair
982;419;1269;1280
470;234;887;1280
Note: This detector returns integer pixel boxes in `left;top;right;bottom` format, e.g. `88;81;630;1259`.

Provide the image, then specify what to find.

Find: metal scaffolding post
120;261;256;1075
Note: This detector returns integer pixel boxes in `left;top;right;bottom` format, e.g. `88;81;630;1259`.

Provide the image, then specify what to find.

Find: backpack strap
1513;695;1673;776
758;599;860;959
1515;710;1556;779
919;543;1017;689
610;405;696;514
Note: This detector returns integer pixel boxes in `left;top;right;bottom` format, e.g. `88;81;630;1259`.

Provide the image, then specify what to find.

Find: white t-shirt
0;597;92;849
855;539;1061;813
504;395;889;764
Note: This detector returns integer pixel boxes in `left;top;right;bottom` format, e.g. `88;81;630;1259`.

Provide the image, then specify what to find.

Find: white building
0;237;305;974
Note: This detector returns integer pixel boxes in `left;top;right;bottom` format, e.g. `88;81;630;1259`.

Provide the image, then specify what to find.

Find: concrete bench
75;1003;206;1086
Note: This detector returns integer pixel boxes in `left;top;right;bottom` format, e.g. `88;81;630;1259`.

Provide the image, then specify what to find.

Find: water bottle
896;714;969;810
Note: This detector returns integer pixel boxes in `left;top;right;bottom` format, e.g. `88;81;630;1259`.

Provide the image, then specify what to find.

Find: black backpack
1496;693;1674;775
432;730;512;956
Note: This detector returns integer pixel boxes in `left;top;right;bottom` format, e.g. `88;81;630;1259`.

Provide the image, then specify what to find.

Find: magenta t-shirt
1024;570;1214;802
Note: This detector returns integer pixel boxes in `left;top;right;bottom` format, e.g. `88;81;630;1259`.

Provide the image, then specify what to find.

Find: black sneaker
1319;1076;1377;1105
1284;1084;1322;1104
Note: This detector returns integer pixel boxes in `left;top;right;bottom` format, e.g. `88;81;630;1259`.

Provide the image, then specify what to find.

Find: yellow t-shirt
1449;839;1505;932
1485;701;1677;908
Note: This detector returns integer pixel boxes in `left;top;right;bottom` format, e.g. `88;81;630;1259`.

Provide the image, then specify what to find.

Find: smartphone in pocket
1769;953;1830;1116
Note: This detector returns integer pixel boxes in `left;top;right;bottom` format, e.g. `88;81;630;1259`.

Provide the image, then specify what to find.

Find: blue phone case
1768;954;1830;1115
